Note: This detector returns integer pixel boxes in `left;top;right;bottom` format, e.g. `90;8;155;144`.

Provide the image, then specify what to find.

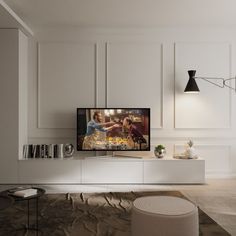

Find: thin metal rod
36;198;38;236
195;76;236;92
194;77;224;88
223;77;236;91
27;199;30;228
195;76;225;80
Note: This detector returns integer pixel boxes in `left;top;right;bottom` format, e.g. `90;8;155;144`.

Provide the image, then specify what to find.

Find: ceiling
3;0;236;30
0;0;33;35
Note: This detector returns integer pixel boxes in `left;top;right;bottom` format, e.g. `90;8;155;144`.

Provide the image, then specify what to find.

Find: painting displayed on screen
77;108;150;151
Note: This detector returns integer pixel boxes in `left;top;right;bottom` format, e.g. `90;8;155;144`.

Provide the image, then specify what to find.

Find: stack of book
8;187;38;198
23;144;63;158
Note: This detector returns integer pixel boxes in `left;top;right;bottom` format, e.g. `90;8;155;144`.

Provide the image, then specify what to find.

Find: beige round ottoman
131;196;198;236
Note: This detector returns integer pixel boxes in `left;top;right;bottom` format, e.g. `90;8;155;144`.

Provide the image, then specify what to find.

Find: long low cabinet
18;157;205;184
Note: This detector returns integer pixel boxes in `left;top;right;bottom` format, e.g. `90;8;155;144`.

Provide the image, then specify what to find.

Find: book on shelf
9;188;38;198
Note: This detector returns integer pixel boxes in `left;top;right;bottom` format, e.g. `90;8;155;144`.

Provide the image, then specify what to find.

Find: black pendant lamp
184;70;200;93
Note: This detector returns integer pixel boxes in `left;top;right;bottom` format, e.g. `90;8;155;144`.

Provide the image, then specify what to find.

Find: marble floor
1;178;236;235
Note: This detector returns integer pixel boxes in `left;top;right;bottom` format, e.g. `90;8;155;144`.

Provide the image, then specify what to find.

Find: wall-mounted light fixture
184;70;236;93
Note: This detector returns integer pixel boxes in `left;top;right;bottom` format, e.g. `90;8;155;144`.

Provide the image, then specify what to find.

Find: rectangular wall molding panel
37;42;97;129
174;42;231;129
105;42;163;129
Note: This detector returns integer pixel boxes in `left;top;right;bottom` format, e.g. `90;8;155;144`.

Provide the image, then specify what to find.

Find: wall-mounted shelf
18;156;205;184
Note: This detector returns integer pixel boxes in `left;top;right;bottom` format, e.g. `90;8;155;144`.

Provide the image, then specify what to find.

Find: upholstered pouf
131;196;198;236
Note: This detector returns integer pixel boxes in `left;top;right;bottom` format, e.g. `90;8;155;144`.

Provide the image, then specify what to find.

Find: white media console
18;156;205;184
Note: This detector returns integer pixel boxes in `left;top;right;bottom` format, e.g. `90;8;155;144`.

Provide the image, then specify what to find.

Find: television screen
77;108;150;151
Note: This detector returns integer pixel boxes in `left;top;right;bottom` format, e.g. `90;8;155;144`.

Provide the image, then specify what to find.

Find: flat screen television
77;108;150;151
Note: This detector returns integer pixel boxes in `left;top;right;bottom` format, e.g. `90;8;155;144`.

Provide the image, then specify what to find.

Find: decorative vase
185;140;197;159
154;149;166;158
185;147;196;158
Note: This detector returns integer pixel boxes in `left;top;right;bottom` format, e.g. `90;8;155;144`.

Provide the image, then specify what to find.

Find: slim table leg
36;197;38;236
27;199;30;229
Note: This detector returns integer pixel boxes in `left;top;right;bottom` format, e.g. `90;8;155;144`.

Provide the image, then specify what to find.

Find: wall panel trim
37;42;98;129
174;42;232;129
105;41;164;128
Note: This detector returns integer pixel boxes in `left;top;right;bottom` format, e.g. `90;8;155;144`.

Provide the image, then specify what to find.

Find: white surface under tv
18;156;205;184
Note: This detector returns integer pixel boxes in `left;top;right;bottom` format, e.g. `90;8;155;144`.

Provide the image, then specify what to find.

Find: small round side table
6;187;45;236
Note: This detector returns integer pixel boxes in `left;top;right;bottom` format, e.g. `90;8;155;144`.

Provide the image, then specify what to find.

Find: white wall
0;29;28;183
23;27;236;179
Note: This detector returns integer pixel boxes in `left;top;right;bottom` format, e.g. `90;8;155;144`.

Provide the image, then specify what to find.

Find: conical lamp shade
184;70;200;93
